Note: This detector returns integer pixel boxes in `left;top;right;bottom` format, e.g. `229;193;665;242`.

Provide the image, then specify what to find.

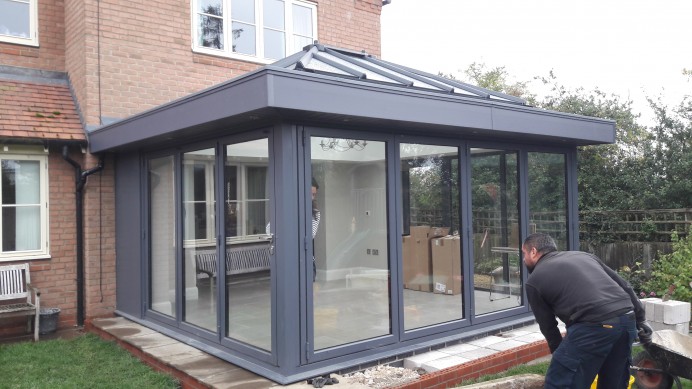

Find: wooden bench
0;263;41;341
195;243;271;280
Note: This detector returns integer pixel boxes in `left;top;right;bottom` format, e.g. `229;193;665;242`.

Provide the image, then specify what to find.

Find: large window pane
232;21;256;55
225;139;272;351
0;0;30;38
528;152;568;249
2;160;40;252
292;4;312;36
400;144;462;330
149;156;176;316
199;15;224;49
232;0;255;22
263;28;285;59
183;148;216;331
311;137;390;350
263;0;284;30
198;0;222;15
471;149;522;315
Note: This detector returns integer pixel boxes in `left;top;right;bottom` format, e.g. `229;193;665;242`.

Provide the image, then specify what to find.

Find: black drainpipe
62;145;104;326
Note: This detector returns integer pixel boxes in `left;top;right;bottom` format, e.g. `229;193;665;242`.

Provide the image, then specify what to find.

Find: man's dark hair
523;233;557;255
311;177;319;190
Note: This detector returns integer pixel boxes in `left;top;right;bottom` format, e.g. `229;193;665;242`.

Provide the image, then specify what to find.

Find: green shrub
642;226;692;303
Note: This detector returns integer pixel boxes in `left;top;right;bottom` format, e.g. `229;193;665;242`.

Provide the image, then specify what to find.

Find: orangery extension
88;44;615;384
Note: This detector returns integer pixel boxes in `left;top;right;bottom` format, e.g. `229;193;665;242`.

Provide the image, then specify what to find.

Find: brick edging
85;319;210;389
388;341;551;389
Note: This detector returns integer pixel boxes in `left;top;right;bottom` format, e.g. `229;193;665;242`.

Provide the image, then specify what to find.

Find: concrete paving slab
512;332;546;344
402;350;448;369
119;331;180;350
422;355;472;372
201;368;275;388
467;336;507;348
145;342;207;361
486;339;528;351
439;343;481;355
455;347;497;360
169;354;242;380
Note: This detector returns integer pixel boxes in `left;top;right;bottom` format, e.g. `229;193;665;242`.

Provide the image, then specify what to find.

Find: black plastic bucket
39;308;61;334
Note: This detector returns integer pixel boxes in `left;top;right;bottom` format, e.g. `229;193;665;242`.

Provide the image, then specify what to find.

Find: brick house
0;0;383;335
1;0;617;384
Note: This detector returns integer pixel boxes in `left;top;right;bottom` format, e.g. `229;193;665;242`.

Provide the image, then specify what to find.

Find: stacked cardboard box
431;235;462;295
402;226;449;292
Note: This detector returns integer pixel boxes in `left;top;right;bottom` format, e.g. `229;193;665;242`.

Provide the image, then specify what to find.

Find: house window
0;0;38;46
193;0;317;62
224;164;268;240
0;154;48;260
182;150;216;244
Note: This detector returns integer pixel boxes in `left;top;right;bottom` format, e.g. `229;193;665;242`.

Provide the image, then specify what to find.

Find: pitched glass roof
272;43;528;105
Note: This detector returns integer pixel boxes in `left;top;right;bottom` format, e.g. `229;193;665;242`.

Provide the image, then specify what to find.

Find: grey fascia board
88;70;271;153
491;105;616;144
265;68;615;144
89;66;615;153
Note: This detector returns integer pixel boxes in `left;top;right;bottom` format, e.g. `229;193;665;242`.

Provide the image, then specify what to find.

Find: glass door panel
528;152;568;249
399;143;462;330
182;148;217;331
225;139;272;351
471;149;522;315
149;156;176;316
310;137;390;350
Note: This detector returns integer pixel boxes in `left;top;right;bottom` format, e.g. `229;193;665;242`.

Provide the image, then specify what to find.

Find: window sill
192;48;274;66
0;253;51;263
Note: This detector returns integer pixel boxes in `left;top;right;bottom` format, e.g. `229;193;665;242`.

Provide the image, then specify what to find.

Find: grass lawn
0;333;179;389
458;346;692;388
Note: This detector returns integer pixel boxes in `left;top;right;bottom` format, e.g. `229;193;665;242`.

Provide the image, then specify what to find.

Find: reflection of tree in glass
200;5;244;50
200;6;223;48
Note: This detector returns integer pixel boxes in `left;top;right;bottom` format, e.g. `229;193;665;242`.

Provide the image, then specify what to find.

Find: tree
440;62;537;105
535;71;653;211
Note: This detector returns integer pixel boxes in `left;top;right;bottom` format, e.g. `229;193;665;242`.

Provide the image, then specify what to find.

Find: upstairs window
0;0;38;46
193;0;317;62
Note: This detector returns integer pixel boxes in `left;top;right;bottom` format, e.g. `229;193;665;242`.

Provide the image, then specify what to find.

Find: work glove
636;321;653;345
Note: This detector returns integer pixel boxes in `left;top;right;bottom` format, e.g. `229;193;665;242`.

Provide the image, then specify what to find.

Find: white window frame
191;0;317;64
0;149;49;261
182;158;216;247
0;0;39;47
225;163;269;243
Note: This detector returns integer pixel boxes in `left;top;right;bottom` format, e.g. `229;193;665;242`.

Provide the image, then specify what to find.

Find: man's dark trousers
545;313;637;389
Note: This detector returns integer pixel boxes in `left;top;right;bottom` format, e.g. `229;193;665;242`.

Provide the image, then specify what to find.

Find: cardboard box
431;235;462;295
404;226;449;292
402;235;415;289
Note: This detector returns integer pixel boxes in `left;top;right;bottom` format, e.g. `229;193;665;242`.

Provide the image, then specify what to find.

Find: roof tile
0;79;85;141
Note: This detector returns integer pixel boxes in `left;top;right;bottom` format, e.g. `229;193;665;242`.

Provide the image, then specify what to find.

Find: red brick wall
1;0;382;126
72;0;382;125
82;153;116;319
0;0;382;334
0;0;66;70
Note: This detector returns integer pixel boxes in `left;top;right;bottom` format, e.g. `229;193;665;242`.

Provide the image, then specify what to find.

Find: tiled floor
184;272;527;353
85;316;558;388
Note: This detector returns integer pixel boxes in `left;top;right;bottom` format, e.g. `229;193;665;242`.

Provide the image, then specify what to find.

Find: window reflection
311;137;390;350
400;143;462;331
225;139;272;351
528;152;568;249
149;156;176;316
183;148;217;331
471;149;522;315
199;14;224;49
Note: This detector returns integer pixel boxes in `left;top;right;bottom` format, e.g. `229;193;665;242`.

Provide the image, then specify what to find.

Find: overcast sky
381;0;692;124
